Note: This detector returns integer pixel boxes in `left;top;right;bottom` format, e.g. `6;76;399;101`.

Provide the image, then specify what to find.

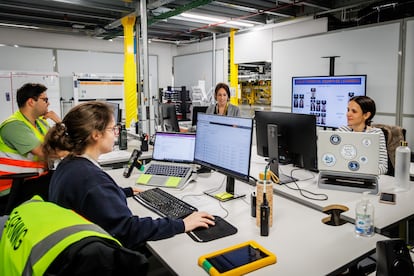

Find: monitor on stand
194;113;253;201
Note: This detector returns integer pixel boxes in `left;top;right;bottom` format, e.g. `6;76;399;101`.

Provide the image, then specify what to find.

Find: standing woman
43;101;214;250
206;83;241;117
337;96;388;175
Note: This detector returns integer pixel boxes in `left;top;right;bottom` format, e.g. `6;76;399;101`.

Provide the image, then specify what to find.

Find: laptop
136;132;196;189
317;130;380;175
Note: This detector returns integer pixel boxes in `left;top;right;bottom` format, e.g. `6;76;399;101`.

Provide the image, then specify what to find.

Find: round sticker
359;156;368;164
361;138;372;147
348;161;360;171
329;134;341;145
322;153;336;167
340;144;357;160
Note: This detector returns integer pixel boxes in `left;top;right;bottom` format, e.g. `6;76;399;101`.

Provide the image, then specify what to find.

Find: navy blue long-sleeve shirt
49;156;185;250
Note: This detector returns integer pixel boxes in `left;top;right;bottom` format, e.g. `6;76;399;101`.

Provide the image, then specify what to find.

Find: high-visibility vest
0;111;49;194
0;196;121;276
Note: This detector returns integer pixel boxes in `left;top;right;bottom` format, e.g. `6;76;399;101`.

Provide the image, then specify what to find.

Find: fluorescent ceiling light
227;21;254;28
181;13;224;23
177;12;255;28
0;23;39;29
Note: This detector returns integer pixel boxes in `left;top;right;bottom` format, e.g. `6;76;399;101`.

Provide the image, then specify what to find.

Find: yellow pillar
121;16;137;127
229;29;239;106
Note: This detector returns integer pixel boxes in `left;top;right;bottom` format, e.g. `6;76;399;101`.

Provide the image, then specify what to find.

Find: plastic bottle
395;141;411;191
118;124;128;150
355;191;375;237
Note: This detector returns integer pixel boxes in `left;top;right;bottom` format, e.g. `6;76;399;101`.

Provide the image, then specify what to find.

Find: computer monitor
291;75;367;129
106;102;121;124
194;113;253;201
255;111;318;172
161;103;180;132
191;106;208;126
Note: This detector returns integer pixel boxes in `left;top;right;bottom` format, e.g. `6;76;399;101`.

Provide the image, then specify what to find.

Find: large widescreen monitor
255;111;318;172
291;75;367;129
194;113;253;200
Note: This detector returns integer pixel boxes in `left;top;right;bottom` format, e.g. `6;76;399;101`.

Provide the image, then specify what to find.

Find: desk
109;169;388;275
250;150;414;234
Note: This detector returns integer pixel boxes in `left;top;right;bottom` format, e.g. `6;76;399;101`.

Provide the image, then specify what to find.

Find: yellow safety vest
0;111;49;194
0;196;121;276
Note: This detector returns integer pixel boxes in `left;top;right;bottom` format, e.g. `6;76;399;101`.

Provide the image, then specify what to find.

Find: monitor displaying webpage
194;113;253;179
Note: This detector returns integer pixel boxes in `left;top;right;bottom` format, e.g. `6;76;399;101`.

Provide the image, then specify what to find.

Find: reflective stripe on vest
0;111;49;192
0;196;121;276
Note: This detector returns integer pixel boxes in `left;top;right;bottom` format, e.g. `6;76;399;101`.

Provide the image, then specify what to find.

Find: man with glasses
0;83;61;213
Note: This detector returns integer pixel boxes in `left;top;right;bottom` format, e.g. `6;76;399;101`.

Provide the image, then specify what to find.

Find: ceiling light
228;21;254;28
0;23;39;29
180;13;224;23
176;12;256;29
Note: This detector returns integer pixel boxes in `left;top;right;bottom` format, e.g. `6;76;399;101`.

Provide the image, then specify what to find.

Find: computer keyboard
134;188;198;219
145;164;191;177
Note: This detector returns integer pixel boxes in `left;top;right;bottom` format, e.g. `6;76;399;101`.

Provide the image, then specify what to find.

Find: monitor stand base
204;191;246;202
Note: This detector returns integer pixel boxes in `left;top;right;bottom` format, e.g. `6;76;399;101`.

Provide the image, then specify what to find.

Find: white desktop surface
109;168;388;276
97;138;153;165
250;148;414;233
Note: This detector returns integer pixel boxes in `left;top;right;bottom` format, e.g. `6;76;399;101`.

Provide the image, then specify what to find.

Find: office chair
0;171;52;215
45;236;148;276
372;123;406;176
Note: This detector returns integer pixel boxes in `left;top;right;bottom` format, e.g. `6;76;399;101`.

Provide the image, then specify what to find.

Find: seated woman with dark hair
43;101;215;251
337;95;388;175
206;82;241;117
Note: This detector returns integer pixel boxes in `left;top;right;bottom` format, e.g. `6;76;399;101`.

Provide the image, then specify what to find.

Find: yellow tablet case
198;240;277;275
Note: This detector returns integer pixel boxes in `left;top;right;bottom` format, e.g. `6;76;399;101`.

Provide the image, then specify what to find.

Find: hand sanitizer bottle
355;191;375;237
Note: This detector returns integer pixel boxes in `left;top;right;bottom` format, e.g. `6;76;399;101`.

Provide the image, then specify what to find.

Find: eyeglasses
106;125;119;136
37;97;49;103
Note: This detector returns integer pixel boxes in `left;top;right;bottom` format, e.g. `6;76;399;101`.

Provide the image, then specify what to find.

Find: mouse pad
187;216;237;242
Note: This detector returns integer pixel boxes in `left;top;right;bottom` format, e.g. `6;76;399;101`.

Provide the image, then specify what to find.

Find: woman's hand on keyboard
183;212;215;232
132;187;144;195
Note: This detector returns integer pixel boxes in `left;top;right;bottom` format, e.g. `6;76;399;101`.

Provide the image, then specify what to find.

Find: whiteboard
173;50;224;96
272;22;400;117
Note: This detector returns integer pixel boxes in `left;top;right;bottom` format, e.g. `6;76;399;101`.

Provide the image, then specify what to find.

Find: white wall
234;17;328;64
402;19;414;148
272;19;414;147
0;27;175;101
175;37;229;93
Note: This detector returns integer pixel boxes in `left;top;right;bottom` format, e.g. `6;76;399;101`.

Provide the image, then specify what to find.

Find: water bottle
395;141;411;191
118;124;128;150
355;191;375;237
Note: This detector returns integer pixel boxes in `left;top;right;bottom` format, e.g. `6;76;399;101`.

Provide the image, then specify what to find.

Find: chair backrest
372;123;406;176
0;171;51;215
45;236;148;276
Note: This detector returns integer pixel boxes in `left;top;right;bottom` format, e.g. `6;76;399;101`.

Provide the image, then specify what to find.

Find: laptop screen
152;132;196;163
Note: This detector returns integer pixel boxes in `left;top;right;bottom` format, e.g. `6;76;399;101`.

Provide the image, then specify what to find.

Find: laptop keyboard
145;163;190;177
134;188;198;219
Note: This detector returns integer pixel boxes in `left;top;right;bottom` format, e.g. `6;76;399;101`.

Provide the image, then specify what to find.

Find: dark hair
349;95;376;126
214;83;230;99
16;83;47;108
43;101;114;159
